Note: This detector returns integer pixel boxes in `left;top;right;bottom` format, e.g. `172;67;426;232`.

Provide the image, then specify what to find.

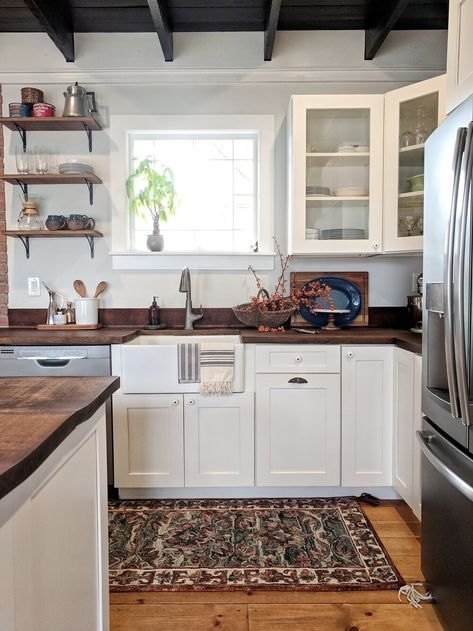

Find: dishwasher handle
17;355;87;368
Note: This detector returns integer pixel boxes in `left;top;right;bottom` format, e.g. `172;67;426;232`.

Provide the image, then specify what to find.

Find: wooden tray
290;272;369;327
36;323;103;330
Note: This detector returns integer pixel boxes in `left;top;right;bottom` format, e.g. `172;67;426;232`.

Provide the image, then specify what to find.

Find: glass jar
18;201;42;230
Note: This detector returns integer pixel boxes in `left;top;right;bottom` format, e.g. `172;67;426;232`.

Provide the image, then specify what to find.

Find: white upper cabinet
288;94;384;255
384;76;446;253
446;0;473;114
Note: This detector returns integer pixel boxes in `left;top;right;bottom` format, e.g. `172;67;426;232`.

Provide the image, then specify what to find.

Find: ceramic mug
67;214;95;231
45;214;67;231
75;298;98;325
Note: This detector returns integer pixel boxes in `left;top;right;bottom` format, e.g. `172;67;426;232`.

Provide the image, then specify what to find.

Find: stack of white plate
321;228;366;240
306;185;331;196
59;162;94;174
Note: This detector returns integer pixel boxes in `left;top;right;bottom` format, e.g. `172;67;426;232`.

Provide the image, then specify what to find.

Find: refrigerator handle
444;127;467;419
417;431;473;502
454;121;473;427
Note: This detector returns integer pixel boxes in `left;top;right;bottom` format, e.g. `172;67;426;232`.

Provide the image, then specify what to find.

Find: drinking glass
15;147;31;174
34;146;49;174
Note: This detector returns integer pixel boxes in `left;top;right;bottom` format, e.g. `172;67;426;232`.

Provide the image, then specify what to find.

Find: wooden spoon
73;279;87;298
94;281;107;298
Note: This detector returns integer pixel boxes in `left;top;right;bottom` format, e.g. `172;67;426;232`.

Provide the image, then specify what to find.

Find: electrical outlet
27;277;41;296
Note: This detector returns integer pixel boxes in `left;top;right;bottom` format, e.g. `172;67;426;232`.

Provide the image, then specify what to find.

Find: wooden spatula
73;279;87;298
94;281;107;298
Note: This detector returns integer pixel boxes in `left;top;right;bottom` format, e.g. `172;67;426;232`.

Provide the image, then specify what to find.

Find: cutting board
290;271;369;327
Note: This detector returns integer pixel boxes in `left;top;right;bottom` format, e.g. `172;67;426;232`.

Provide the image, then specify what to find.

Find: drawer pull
295;355;302;363
288;377;308;384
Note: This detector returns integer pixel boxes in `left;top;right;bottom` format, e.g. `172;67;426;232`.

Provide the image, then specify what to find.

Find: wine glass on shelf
413;107;429;145
400;113;414;148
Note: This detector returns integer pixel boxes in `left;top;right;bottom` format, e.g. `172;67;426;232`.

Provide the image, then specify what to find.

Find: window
128;131;259;252
110;115;274;270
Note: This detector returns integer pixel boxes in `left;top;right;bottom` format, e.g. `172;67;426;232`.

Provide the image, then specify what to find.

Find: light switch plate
27;277;41;296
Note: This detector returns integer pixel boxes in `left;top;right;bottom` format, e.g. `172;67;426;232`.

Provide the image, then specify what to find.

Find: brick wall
0;85;8;327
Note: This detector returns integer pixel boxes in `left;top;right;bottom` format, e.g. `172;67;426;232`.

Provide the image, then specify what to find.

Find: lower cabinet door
412;353;423;519
113;393;184;488
256;373;341;486
342;346;393;486
184;393;254;487
392;347;415;506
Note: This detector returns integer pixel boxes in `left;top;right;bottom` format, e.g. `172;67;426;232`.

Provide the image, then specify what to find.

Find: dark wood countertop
240;328;422;354
0;376;120;501
0;327;141;345
0;326;421;353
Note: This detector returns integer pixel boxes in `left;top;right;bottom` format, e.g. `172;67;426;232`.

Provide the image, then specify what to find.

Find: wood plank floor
109;501;444;631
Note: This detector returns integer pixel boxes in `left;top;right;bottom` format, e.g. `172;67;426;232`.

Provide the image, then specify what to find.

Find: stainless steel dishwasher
0;345;116;493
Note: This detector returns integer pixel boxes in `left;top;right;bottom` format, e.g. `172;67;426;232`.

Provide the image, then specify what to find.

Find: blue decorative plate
299;276;362;327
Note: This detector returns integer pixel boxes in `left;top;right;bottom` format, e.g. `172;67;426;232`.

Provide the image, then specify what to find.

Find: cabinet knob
373;243;380;250
295;355;302;363
172;399;180;406
346;351;354;359
288;377;308;384
188;399;195;406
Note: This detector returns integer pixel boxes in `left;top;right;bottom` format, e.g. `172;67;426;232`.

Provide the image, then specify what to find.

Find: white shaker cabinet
113;393;184;488
383;75;446;253
392;347;415;506
256;373;341;486
288;94;384;255
341;346;393;486
391;348;423;519
446;0;473;114
184;393;254;487
113;392;254;489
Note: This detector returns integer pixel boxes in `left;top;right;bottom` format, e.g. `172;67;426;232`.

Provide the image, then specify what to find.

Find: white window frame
110;114;275;270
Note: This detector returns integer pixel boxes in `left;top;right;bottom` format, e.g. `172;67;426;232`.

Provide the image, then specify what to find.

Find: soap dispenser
148;296;160;326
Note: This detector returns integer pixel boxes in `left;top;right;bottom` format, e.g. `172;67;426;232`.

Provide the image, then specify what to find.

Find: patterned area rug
108;497;404;592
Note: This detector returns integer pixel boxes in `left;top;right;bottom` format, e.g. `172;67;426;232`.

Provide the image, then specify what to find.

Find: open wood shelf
0;116;101;152
0;173;102;205
2;229;103;259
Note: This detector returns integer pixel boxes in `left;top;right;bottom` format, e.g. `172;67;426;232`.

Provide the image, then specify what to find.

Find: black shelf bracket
15;179;28;200
84;178;94;205
14;123;27;152
17;235;30;258
82;122;93;152
85;235;96;258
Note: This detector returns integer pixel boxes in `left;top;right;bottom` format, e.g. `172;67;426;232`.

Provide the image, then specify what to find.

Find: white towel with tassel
200;342;234;395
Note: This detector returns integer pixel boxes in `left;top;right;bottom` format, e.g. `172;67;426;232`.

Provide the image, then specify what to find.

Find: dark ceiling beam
23;0;74;62
264;0;282;61
364;0;409;60
147;0;173;62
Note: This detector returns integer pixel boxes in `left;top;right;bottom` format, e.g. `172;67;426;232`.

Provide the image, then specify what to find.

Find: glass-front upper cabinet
383;75;446;253
288;94;384;254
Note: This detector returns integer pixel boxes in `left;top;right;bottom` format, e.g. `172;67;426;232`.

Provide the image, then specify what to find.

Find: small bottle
65;301;76;324
148;296;160;326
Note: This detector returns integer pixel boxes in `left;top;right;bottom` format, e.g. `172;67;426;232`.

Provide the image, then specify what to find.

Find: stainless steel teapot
62;82;97;117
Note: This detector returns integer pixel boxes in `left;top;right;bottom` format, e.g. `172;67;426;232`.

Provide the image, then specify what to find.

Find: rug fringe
398;583;433;608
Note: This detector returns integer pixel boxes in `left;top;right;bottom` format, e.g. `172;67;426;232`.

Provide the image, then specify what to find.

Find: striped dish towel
177;343;201;383
200;342;235;395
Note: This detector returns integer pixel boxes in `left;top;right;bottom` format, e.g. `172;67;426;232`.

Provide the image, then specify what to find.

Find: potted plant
126;157;177;252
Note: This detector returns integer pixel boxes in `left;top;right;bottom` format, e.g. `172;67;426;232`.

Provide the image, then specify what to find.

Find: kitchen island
0;376;119;631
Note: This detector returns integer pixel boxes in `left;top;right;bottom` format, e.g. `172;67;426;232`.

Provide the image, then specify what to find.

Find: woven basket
233;290;296;328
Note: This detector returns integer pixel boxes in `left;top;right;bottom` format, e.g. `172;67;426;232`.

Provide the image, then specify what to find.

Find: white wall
0;31;445;309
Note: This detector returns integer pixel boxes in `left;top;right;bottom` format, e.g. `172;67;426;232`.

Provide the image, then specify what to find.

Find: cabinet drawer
255;344;340;373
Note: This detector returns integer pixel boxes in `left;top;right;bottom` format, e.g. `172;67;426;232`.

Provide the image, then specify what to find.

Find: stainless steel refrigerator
422;96;473;631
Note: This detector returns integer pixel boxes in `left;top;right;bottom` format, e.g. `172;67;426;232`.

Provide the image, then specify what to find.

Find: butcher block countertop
0;376;119;501
240;328;422;354
0;326;422;353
